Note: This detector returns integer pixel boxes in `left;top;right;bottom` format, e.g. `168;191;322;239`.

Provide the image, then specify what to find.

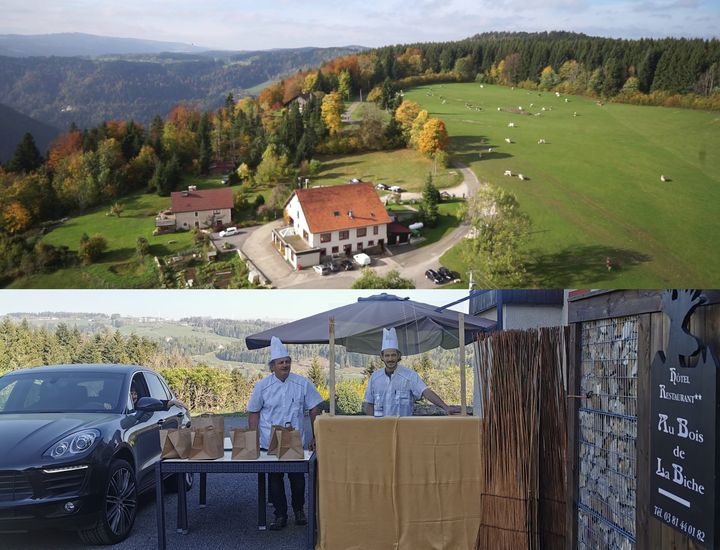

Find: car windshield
0;371;126;414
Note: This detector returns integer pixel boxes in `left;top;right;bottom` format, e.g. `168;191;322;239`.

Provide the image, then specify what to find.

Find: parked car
388;185;402;193
353;253;372;266
340;259;354;271
219;227;238;237
327;262;340;273
313;264;331;275
425;269;444;284
0;364;192;544
438;266;457;282
375;183;387;190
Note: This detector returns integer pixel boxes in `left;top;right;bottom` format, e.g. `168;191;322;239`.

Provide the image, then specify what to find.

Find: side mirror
135;396;164;412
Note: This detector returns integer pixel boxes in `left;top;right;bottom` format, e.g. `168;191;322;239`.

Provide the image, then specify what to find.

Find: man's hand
444;405;462;415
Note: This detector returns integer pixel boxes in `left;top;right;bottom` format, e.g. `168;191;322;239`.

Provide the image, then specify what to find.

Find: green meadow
406;83;720;287
7;177;230;289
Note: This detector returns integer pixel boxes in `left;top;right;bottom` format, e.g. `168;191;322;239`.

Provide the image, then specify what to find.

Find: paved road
3;418;311;550
241;161;483;289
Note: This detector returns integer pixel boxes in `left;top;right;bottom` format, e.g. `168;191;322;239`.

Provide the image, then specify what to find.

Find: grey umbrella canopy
245;293;495;356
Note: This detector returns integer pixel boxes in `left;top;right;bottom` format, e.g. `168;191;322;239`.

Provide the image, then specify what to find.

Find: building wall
286;195;388;257
503;305;565;330
175;208;231;230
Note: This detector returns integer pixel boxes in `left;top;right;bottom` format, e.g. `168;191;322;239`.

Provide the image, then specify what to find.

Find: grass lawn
313;149;462;192
406;83;720;287
7;176;241;289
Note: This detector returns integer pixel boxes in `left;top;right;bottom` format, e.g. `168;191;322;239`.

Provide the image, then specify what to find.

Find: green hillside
406;83;720;287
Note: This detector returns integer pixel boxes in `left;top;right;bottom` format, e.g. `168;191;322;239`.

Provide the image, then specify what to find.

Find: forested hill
0;32;208;57
0;103;59;162
371;31;719;98
0;45;365;129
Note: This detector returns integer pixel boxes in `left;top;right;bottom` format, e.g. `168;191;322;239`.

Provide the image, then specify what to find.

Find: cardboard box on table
315;415;482;550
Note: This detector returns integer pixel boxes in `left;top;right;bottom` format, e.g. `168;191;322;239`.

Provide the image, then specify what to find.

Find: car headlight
44;429;101;459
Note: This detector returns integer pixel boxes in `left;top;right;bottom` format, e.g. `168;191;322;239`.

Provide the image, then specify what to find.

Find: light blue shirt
363;365;427;417
247;372;323;449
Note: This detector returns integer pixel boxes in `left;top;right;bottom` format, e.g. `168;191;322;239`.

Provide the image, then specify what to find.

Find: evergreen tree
8;133;44;173
307;357;325;388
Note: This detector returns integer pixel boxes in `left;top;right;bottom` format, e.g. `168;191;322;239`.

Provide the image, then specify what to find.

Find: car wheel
78;459;137;545
164;472;194;493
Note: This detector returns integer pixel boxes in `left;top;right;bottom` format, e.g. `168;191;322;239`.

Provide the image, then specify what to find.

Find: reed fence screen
474;326;568;550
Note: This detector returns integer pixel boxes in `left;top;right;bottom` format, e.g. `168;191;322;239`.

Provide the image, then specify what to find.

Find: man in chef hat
362;327;460;417
248;336;323;530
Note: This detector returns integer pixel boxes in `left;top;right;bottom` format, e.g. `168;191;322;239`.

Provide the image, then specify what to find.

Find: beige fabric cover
315;415;482;550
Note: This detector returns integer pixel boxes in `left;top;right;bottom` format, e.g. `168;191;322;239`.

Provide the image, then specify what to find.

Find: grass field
7;176;234;289
406;83;720;287
313;149;462;192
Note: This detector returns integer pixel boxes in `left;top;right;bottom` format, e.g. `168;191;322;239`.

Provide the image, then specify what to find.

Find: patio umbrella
245;292;496;355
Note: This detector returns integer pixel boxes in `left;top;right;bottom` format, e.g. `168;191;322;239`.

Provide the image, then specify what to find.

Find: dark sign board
650;290;718;548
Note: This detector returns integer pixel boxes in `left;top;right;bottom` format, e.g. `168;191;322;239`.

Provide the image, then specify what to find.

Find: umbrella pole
329;317;336;416
459;313;466;415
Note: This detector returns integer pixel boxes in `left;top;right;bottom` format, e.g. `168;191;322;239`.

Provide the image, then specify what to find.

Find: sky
0;289;470;321
1;0;717;50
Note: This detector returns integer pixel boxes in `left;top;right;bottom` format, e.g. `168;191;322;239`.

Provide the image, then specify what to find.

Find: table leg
155;463;165;550
177;473;189;534
258;472;266;530
200;473;207;507
308;459;316;550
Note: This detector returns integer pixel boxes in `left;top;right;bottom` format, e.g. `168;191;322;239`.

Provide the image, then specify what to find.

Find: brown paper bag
277;429;304;460
189;426;224;460
159;427;192;459
267;424;294;456
230;428;260;460
192;413;224;434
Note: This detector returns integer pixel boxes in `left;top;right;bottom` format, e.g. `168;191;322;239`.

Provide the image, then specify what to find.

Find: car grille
0;471;33;502
41;468;89;496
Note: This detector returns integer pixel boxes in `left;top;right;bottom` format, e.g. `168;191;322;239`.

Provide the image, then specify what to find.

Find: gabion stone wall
577;316;638;550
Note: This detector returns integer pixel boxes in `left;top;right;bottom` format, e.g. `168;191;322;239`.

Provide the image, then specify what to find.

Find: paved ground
240;162;483;289
2;418;313;550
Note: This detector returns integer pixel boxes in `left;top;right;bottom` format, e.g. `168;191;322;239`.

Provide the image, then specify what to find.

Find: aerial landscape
0;0;717;289
1;2;719;550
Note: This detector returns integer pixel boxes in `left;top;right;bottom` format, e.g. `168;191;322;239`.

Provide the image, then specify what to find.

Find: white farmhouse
272;182;392;269
168;187;234;231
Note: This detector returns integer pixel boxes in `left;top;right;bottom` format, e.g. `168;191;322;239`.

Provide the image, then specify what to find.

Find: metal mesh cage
577;316;638;549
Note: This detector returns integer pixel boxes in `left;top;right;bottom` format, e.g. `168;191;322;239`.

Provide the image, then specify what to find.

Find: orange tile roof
171;188;234;213
292;183;392;234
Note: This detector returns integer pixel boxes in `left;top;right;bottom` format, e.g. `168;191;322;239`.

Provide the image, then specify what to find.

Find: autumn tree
394;100;421;143
108;202;124;217
2;202;32;234
79;234;108;265
358;104;385;150
462;186;531;287
321;92;343;135
539;65;559;90
417;118;449;157
408;109;429;149
255;145;290;185
338;69;352;100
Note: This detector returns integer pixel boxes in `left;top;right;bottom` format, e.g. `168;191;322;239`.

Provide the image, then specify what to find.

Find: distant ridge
0;32;210;57
0;103;60;163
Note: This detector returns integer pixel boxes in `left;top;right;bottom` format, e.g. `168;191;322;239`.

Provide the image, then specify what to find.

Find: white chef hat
381;327;400;353
269;336;290;364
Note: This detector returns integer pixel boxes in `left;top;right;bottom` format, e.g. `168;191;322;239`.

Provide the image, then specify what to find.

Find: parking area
2;417;310;550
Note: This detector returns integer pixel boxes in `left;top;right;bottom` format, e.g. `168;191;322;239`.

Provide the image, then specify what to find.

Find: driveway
239;162;483;289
